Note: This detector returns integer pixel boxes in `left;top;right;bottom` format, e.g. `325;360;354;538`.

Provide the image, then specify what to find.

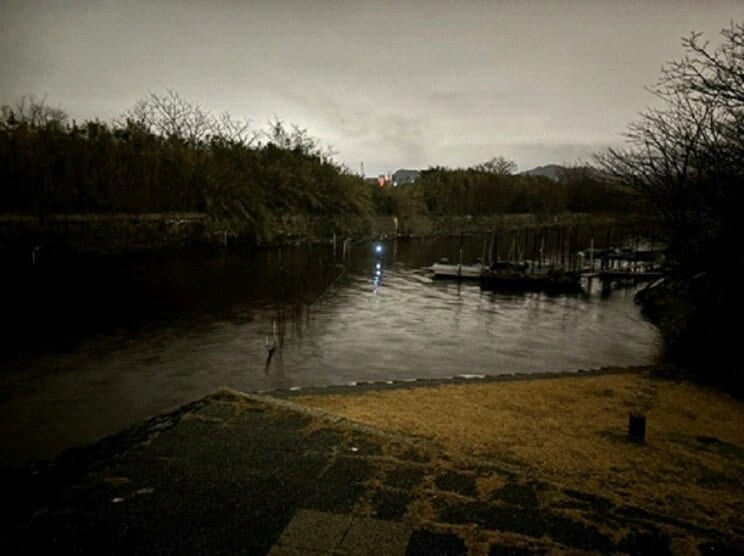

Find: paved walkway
270;510;412;555
0;390;738;554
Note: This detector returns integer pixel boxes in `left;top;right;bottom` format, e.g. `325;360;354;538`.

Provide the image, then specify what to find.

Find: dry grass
295;371;744;536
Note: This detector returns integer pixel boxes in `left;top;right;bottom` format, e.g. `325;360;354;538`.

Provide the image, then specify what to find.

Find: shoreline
0;211;647;258
2;367;741;553
270;364;655;398
0;365;656;473
0;366;661;474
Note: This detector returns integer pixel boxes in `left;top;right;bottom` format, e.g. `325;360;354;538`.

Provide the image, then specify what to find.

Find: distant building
377;174;391;187
392;169;420;186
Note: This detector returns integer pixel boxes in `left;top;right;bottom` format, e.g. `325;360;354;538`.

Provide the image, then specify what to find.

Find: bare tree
120;90;214;143
263;117;337;161
660;22;744;109
474;156;517;175
211;110;259;146
119;90;261;147
597;23;744;245
598;23;744;381
0;95;68;129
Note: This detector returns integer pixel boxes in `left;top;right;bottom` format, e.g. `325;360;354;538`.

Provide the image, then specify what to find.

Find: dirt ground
294;369;744;548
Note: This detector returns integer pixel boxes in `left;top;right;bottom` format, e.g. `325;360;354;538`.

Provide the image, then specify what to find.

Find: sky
2;1;743;176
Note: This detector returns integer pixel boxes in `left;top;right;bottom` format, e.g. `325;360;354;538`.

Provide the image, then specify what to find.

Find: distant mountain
519;164;565;181
519;164;609;182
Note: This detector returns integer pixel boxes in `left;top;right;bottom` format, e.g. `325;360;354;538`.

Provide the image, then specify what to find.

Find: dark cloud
2;1;742;175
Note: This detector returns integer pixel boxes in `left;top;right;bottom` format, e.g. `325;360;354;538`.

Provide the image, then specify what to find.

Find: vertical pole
628;413;646;443
539;228;545;269
572;227;578;271
551;227;556;269
603;227;612;270
590;233;595;273
635;234;640;273
571;228;576;271
458;229;464;277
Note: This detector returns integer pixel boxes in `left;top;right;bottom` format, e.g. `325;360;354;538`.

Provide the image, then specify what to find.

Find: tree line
0;92;372;237
414;163;639;216
369;157;640;217
1;91;641;232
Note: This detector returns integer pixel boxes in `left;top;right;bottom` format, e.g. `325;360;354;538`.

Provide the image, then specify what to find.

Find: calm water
0;237;659;469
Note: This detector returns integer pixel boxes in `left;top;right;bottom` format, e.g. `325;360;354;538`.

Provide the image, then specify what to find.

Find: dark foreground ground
1;390;740;555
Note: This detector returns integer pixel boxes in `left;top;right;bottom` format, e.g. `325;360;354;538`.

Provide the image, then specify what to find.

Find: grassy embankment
295;370;744;541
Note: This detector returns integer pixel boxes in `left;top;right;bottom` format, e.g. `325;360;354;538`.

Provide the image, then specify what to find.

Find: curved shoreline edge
2;365;652;475
2;364;741;554
264;364;655;398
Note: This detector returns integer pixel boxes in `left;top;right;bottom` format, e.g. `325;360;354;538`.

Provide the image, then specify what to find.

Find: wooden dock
582;270;664;281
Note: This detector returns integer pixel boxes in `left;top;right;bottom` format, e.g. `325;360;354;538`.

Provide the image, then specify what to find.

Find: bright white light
375;244;382;253
376;263;381;269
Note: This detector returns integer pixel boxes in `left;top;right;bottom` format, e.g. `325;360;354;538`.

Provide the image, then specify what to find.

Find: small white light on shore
375;244;383;253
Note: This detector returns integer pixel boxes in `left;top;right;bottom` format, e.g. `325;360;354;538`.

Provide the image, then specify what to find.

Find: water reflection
373;243;384;293
0;237;659;469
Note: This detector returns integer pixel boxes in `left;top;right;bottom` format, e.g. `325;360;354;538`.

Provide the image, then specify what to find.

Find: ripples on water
280;264;657;384
0;238;659;467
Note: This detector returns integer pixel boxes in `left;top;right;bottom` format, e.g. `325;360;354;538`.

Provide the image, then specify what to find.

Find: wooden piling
539;228;545;269
590;229;595;273
603;227;612;270
571;227;578;271
633;235;640;273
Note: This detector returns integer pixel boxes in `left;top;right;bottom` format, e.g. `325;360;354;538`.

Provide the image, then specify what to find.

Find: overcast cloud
2;1;743;175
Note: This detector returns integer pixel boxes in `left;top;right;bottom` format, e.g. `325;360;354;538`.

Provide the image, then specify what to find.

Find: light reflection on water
276;265;656;385
0;238;659;468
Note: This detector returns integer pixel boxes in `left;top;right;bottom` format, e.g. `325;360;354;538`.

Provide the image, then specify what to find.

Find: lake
0;237;659;469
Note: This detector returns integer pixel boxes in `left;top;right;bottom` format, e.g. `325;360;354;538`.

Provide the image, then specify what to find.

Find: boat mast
458;229;464;277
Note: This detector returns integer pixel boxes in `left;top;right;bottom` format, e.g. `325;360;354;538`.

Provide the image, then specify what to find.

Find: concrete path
270;510;412;555
0;390;738;554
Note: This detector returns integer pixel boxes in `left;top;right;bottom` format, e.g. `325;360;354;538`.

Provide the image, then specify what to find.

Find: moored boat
431;257;485;279
480;262;582;293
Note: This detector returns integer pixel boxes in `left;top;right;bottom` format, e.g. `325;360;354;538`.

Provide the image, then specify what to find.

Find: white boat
431;258;485;279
